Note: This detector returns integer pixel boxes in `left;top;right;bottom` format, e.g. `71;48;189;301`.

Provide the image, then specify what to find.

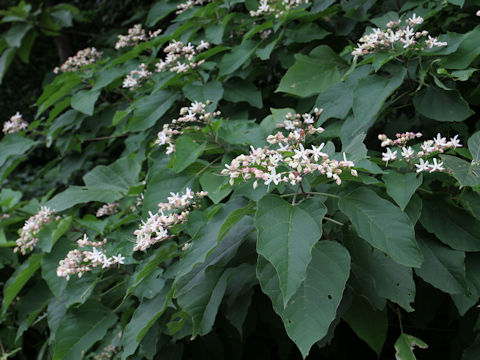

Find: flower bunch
115;24;162;49
94;345;118;360
96;202;120;218
250;0;310;17
155;40;209;74
176;0;210;14
122;63;152;89
222;110;357;188
155;100;221;154
133;188;207;252
14;207;56;255
352;14;447;59
56;234;125;280
53;47;102;73
3;112;28;134
379;132;462;173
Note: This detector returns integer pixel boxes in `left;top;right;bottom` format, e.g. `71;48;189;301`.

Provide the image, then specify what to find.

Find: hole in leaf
327;294;333;300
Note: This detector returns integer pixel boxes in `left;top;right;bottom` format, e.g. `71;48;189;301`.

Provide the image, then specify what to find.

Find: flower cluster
222;110;357;188
56;235;125;280
155;100;220;154
379;132;462;173
155;40;209;73
53;47;102;73
93;345;118;360
14;207;56;255
115;24;162;49
133;188;207;252
96;202;120;218
176;0;210;14
250;0;310;17
122;63;152;89
3;112;28;134
352;14;447;59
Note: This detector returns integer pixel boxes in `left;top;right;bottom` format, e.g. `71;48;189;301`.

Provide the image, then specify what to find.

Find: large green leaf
218;40;257;77
0;135;37;168
394;333;428;360
183;80;223;109
382;171;423;210
420;199;480;251
255;196;326;306
277;45;345;97
223;78;263;108
53;300;117;360
441;155;480;187
121;286;172;359
83;157;141;192
468;130;480;163
2;253;42;314
338;187;422;268
415;236;467;294
199;171;232;204
257;241;351;358
443;25;480;69
46;186;122;212
347;68;406;136
71;89;101;116
343;296;387;355
451;253;480;315
172;135;206;173
413;86;473;122
344;230;416;311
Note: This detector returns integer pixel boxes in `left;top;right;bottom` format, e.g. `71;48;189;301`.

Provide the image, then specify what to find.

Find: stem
82;134;128;142
323;217;344;226
280;192;339;199
292;185;299;205
195;156;223;177
397;307;404;333
0;241;16;248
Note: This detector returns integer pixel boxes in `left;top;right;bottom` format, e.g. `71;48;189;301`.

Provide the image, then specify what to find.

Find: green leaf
443;26;480;70
0;135;37;168
394;333;428;360
0;47;16;84
344;229;416;311
172;136;206;173
4;23;32;47
2;253;42;314
257;241;351;358
128;90;179;132
277;45;345;97
440;155;480;187
420;199;480;251
339;187;422;268
382;171;423;210
255;195;326;307
349;68;406;135
468;130;480;163
70;89;101;116
146;1;179;26
451;253;480;315
284;23;330;43
343;296;387;355
199;172;232;204
183;80;223;109
218;40;257;77
223;78;263;108
413;86;473;122
83;157;141;193
217;202;255;242
463;334;480;360
121;286;172;359
46;186;122;212
314;82;353;123
458;189;480;221
38;216;72;252
53;300;117;360
415;236;467;294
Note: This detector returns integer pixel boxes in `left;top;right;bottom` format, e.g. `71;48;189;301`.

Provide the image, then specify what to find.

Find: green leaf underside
394;333;428;360
255;195;326;306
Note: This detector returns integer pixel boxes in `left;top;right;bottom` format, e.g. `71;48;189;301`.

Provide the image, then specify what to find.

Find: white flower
382;148;397;162
401;146;414;159
433;133;447;147
448;135;462;148
415;158;430;173
429;158;444;172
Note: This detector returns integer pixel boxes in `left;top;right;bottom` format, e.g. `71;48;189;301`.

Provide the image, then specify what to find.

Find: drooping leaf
468;130;480;163
394;333;428;360
255;195;326;306
53;300;117;360
413;86;473;122
0;135;37;168
338;187;422;268
199;171;232;204
71;89;101;116
83;157;141;192
343;296;388;355
382;171;423;210
441;155;480;188
218;40;257;77
172;136;206;173
415;236;467;294
420;199;480;251
257;241;351;358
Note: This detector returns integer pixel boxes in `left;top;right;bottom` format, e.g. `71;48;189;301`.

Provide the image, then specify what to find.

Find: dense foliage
1;0;480;359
